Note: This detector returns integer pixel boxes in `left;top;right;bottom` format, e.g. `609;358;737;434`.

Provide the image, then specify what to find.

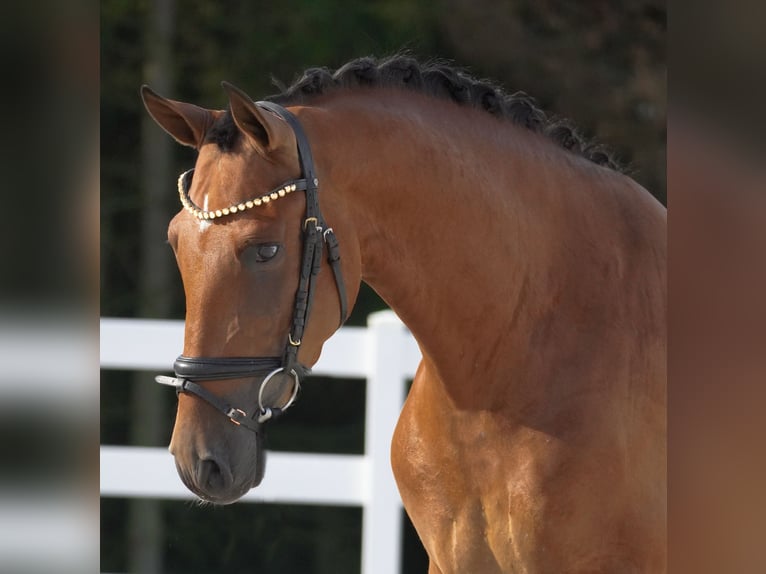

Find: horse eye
256;244;279;260
242;243;280;265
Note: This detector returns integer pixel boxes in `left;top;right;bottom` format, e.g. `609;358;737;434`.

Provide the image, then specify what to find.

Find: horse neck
301;91;662;407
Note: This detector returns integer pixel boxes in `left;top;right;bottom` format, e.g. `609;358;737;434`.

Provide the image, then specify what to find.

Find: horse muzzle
169;406;268;504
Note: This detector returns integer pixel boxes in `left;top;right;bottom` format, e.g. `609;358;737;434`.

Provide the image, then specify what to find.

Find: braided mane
266;55;621;170
209;55;620;170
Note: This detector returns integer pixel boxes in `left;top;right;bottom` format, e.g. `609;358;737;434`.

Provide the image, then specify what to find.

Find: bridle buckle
226;407;248;425
303;216;320;231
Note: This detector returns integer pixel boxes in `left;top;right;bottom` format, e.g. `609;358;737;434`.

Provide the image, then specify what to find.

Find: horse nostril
197;457;232;492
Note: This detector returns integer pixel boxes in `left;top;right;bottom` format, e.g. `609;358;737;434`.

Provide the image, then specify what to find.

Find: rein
155;101;348;432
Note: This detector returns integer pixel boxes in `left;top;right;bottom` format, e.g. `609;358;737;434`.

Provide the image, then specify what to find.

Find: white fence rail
100;310;421;574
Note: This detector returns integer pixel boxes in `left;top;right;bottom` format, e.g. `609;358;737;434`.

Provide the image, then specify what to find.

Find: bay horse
143;56;666;573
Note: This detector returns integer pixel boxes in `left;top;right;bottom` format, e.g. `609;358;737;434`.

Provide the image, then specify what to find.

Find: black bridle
155;101;348;432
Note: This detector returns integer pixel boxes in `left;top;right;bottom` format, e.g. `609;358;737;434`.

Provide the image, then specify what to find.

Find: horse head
142;83;360;504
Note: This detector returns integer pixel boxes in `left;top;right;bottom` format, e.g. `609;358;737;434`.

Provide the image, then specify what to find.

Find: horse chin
188;480;251;506
171;424;268;505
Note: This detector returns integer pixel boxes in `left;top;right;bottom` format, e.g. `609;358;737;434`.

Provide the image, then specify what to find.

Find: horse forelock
204;111;241;152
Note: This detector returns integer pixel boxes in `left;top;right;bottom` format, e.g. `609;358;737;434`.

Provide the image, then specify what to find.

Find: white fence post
362;311;411;574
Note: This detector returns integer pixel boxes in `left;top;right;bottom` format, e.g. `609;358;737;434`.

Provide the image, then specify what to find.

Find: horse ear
221;81;294;155
141;85;214;148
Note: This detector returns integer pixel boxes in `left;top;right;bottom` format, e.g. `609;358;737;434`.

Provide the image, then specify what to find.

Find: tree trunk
127;1;175;572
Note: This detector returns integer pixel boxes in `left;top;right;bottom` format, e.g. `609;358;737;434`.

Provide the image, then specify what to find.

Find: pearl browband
177;168;308;220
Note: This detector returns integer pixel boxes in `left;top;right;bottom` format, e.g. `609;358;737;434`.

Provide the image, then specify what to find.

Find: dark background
101;1;665;572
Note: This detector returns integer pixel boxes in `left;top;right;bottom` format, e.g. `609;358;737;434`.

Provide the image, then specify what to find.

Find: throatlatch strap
324;229;348;322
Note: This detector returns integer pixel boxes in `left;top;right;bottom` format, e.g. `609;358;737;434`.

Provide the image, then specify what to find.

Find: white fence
100;310;421;574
